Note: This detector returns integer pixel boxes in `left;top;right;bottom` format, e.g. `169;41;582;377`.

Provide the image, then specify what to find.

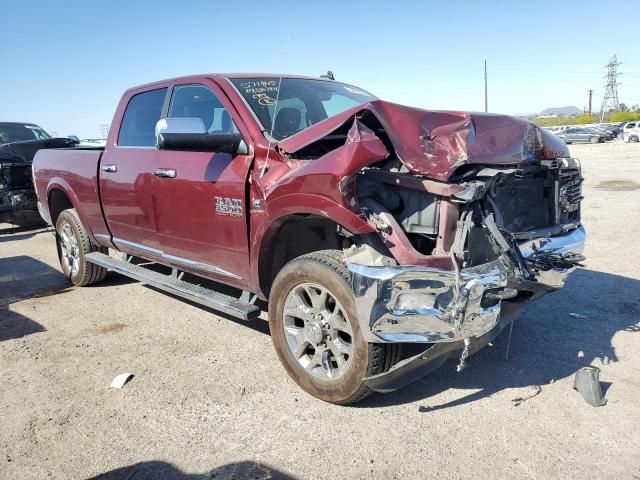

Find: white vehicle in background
623;121;639;133
546;126;571;135
623;125;640;143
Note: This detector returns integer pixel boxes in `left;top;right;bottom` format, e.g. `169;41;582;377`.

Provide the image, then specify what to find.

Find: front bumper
0;188;37;213
349;225;586;344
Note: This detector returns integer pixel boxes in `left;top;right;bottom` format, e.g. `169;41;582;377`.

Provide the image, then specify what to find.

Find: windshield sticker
254;94;277;106
238;80;280;106
238;80;280;95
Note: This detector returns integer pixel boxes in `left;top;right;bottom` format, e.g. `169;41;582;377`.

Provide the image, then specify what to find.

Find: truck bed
32;147;111;242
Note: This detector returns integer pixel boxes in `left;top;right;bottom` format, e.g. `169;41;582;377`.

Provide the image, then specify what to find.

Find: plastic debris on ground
110;372;134;389
574;366;607;407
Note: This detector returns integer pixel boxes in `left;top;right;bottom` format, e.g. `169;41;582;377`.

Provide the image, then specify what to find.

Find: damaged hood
0;138;78;166
277;100;569;181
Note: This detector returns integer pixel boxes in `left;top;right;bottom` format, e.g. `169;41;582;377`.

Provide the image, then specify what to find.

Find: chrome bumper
348;225;586;343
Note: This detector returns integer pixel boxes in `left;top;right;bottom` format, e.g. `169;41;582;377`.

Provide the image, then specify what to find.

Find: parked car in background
546;125;570;135
558;127;606;144
0;122;78;222
600;124;623;137
623;121;639;134
585;127;614;141
623;125;640;143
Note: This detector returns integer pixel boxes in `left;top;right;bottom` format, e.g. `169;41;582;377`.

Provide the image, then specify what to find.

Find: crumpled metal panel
277;100;570;181
256;118;389;201
348;226;586;343
349;256;510;343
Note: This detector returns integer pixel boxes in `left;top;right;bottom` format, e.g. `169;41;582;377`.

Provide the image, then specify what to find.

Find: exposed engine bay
346;156;585;344
0;137;77;218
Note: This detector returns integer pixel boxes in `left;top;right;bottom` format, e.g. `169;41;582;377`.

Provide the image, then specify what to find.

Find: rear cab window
118;88;168;147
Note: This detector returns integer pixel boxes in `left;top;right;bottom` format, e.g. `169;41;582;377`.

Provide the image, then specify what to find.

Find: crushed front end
346;156;585;390
269;101;586;391
0;159;38;217
0;137;77;221
348;157;585;345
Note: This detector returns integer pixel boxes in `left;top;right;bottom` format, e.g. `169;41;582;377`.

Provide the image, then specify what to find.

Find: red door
153;82;253;285
99;87;168;257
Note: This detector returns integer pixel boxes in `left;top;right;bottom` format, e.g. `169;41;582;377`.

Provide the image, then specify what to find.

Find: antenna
260;34;292;178
484;60;488;113
599;55;622;122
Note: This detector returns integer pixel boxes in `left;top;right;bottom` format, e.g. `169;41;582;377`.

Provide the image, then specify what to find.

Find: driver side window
168;84;238;134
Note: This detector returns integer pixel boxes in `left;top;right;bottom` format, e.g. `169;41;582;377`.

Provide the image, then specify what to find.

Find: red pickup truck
33;73;585;404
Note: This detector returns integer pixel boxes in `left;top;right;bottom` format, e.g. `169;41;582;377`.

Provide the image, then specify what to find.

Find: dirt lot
1;141;639;479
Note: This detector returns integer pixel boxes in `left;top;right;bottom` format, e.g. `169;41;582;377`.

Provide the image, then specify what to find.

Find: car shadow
0;255;72;342
88;460;296;480
0;306;45;341
0;213;47;235
358;268;640;409
0;255;70;305
0;225;52;243
145;284;271;336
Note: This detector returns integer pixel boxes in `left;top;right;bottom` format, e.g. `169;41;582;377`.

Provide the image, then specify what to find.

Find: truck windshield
230;78;376;140
0;124;51;144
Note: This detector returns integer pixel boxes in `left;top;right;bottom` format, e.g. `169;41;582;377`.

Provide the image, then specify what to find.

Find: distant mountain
538;106;582;116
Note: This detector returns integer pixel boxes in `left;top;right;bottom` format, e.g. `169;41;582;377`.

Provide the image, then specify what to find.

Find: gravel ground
1;141;639;479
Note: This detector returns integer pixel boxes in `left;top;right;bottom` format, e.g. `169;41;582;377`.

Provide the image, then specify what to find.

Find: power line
600;55;622;121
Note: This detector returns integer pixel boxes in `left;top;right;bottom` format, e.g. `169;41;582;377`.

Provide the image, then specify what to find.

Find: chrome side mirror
155;117;206;139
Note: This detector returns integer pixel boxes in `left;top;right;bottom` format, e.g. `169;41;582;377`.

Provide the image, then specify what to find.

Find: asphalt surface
1;141;639;479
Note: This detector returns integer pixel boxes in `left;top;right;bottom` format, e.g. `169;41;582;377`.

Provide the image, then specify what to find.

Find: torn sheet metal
256;119;389;201
276;100;570;181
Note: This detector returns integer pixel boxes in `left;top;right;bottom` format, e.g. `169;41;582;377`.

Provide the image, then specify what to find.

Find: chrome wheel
59;222;80;275
283;282;353;380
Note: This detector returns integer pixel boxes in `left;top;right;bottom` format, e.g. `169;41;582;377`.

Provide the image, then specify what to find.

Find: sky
2;0;640;138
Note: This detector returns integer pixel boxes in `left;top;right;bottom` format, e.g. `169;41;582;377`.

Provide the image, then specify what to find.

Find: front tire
630;135;639;143
590;136;599;144
55;209;107;286
268;250;398;405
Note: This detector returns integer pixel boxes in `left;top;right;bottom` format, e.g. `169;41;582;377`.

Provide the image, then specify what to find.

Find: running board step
86;252;261;320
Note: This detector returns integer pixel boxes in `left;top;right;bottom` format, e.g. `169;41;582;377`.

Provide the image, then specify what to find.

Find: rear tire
590;136;599;144
630;135;639;143
55;209;107;286
268;250;399;405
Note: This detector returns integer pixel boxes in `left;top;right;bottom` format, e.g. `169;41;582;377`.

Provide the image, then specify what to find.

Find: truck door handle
154;168;177;178
102;164;117;173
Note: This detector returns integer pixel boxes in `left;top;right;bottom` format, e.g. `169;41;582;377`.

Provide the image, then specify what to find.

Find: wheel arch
48;188;73;227
257;214;346;299
46;179;95;239
251;193;375;298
